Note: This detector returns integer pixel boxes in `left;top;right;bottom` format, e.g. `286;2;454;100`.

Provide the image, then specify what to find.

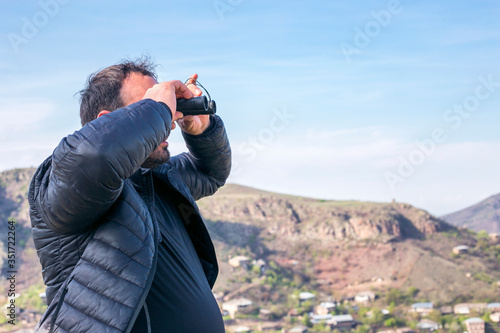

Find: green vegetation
17;284;47;313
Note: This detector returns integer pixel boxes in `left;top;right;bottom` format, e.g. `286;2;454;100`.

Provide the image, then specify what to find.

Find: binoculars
176;96;216;116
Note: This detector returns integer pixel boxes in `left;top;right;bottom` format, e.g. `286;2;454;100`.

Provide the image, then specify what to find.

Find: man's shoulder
29;156;53;201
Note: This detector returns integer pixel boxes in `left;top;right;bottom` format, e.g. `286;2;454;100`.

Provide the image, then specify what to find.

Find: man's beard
141;145;170;169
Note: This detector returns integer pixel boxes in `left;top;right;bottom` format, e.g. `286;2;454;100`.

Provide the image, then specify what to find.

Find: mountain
441;193;500;233
197;185;498;304
1;168;500;331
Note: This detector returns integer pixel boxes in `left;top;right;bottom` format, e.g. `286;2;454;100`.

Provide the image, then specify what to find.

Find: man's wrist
182;115;217;137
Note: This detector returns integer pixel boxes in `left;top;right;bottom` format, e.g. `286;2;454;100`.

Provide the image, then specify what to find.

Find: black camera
176;96;216;116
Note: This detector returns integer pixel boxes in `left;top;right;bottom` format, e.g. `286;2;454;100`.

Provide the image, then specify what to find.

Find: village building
315;301;336;315
229;256;251;268
257;322;282;332
490;312;500;323
355;291;376;303
259;308;272;321
39;291;47;304
377;328;415;333
311;314;333;325
410;302;433;315
299;292;316;304
487;302;500;312
439;306;453;315
222;298;253;319
489;233;499;241
213;291;224;310
233;325;252;333
453;245;469;254
328;314;357;330
454;303;470;314
454;303;487;314
341;296;355;303
289;325;308;333
416;319;440;331
464;317;485;333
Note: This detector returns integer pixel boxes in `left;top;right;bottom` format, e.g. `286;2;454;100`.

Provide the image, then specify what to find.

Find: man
28;59;231;332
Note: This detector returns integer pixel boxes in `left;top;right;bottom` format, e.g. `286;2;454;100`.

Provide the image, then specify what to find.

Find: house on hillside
289;326;308;333
233;326;252;333
416;319;440;331
39;291;47;304
487;302;500;312
490;312;500;323
355;291;376;303
223;298;253;319
439;306;453;315
410;302;433;315
328;314;357;330
454;303;470;314
258;322;282;331
299;292;316;304
315;301;336;315
377;328;415;333
454;303;487;314
229;256;251;268
464;317;485;333
253;258;266;274
341;296;355;303
259;308;272;320
453;245;469;254
311;314;333;325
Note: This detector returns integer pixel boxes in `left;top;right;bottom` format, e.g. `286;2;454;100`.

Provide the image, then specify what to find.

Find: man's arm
30;80;194;235
169;114;231;200
166;74;231;200
31;99;173;235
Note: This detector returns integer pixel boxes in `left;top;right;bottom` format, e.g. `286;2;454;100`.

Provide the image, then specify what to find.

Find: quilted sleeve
30;99;172;234
168;115;231;200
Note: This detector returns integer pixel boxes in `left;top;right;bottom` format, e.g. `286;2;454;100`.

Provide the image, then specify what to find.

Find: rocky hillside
441;193;500;233
198;185;500;303
0;168;40;289
198;184;451;242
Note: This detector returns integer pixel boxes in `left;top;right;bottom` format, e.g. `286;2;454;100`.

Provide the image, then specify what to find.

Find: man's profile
28;58;231;332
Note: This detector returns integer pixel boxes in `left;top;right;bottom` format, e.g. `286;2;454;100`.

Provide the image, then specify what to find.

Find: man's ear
97;110;111;118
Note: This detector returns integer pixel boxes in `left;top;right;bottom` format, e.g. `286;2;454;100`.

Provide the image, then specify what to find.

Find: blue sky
1;0;499;216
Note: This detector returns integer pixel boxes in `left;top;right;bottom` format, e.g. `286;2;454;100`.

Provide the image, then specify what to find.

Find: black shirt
131;184;224;333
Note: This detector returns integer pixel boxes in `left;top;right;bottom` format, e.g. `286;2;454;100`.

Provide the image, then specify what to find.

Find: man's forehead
120;73;158;106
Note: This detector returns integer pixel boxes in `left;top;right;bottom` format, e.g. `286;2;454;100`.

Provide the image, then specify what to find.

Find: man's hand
176;74;212;136
142;80;193;122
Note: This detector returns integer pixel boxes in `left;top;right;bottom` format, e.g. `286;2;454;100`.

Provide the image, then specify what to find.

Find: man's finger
172;80;194;99
186;74;202;96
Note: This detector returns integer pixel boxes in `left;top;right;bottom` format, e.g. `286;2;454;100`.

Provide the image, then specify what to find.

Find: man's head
79;58;157;126
79;58;171;169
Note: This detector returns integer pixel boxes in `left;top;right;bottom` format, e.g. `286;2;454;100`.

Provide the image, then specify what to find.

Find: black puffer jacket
28;99;231;333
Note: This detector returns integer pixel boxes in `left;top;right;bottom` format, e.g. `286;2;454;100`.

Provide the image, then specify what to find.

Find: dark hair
78;57;157;126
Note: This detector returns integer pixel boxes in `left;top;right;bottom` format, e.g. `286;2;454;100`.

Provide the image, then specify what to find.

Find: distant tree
428;309;443;325
293;273;304;287
384;317;398;327
302;313;312;327
368;308;385;327
386;288;403;305
406;286;419;299
353;324;370;333
448;320;463;333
